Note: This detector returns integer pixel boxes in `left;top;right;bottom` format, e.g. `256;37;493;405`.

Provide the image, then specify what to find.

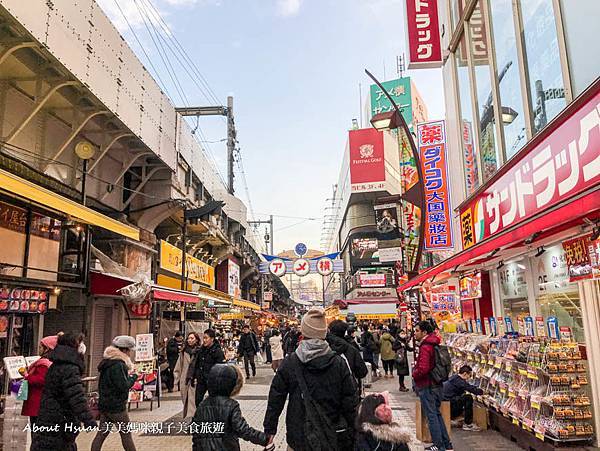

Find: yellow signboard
353;313;396;320
159;240;215;288
460;208;474;249
219;313;245;320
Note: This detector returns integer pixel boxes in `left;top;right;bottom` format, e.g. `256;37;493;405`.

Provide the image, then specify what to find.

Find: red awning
152;287;199;303
398;188;600;291
89;271;136;296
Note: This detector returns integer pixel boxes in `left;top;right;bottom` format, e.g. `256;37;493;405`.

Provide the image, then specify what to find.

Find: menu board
0;288;48;314
135;334;154;362
3;356;26;379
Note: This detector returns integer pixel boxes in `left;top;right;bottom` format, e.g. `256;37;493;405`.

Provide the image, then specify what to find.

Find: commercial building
399;0;600;446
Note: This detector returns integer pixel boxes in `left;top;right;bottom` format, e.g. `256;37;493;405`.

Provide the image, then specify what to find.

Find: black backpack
430;344;452;384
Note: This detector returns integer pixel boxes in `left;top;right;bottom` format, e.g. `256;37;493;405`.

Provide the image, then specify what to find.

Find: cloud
276;0;302;17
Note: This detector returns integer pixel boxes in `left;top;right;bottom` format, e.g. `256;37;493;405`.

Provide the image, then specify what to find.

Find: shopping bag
16;380;28;401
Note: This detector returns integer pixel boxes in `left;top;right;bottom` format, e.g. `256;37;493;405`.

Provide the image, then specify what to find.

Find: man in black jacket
165;331;184;392
443;365;484;432
188;329;225;407
238;324;260;379
264;308;359;451
326;319;368;396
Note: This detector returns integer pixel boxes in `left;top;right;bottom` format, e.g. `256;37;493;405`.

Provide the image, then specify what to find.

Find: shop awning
398;188;600;292
152;286;199;303
0;168;139;240
233;298;261;311
89;271;136;296
197;286;232;305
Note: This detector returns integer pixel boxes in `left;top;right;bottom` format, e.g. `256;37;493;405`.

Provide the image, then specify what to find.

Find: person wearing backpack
326;320;368;397
412;320;453;451
263;307;360;451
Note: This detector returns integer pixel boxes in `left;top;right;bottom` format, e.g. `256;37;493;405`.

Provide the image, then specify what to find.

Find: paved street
73;362;519;450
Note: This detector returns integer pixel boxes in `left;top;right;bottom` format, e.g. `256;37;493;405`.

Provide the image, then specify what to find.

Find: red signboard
358;274;387;288
349;128;385;192
418;120;453;250
562;235;594;281
460;91;600;248
405;0;442;69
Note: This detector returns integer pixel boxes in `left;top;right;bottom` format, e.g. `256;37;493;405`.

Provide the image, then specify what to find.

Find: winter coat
270;335;284;361
372;331;381;355
167;337;183;365
356;422;411;451
360;331;377;362
380;333;396;361
30;345;96;451
97;346;137;414
327;332;368;382
392;337;413;377
412;333;441;389
283;331;299;355
237;332;259;355
443;374;483;401
187;341;225;385
174;345;197;418
263;347;360;451
193;364;267;451
21;356;51;417
346;334;360;351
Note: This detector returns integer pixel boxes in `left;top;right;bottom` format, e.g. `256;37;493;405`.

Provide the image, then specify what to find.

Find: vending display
446;332;594;445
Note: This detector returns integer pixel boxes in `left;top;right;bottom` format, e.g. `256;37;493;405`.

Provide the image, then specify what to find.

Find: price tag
531;401;540;409
508;390;517;398
467;354;473;361
512;418;520;425
488;357;495;365
518;368;528;376
500;387;506;394
527;370;539;380
535;432;545;441
494;361;502;369
505;361;512;371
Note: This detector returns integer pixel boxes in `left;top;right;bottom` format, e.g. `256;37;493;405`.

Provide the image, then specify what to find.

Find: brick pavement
71;363;524;450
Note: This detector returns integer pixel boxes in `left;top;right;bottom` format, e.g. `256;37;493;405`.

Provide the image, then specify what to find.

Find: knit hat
40;335;58;350
301;308;327;340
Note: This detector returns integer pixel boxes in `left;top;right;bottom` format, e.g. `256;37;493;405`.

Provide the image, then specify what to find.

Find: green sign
370;77;413;129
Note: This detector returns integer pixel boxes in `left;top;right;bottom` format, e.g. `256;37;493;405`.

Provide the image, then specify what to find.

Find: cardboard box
473;405;488;430
416;399;451;443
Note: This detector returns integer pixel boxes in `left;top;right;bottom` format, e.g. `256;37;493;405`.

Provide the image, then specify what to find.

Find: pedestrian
269;329;284;373
443;365;483;432
360;325;380;377
263;307;359;451
263;327;273;363
173;332;200;418
326;319;368;395
31;333;97;451
91;335;138;451
355;392;411;451
187;329;225;406
192;364;272;451
165;331;184;392
372;325;382;370
380;329;396;378
346;325;360;350
21;335;58;427
389;320;399;338
238;324;260;379
392;330;413;392
283;326;299;356
413;320;453;451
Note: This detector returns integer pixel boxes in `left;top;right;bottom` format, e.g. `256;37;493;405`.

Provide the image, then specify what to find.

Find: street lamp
75;140;96;206
501;106;518;125
365;69;426;279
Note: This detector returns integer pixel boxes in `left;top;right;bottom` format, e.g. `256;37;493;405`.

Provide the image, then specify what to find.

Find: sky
96;0;445;254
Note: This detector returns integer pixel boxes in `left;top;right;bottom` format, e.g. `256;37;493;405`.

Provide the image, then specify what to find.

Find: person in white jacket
269;329;284;372
173;332;200;418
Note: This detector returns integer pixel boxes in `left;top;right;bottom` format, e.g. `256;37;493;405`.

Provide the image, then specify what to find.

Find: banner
404;0;442;68
417;120;453;250
159;240;215;287
349;128;386;193
228;260;241;298
374;203;400;238
562;235;593;281
460;92;600;249
358;274;387;288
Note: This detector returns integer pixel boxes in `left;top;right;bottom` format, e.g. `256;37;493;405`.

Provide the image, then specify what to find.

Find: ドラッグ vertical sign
418;120;454;250
349;128;386;193
405;0;442;68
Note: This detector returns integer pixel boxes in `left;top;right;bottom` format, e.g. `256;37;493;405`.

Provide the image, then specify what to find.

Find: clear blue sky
97;0;445;253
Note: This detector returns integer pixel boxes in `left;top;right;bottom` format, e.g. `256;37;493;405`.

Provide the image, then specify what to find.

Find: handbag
87;392;100;420
292;355;340;451
16;380;28;401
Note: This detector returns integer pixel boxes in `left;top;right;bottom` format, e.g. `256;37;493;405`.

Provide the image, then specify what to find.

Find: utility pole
176;97;237;195
248;216;274;254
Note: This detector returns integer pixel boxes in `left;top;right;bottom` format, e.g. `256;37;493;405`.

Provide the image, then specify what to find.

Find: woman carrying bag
173;332;201;418
392;330;413;392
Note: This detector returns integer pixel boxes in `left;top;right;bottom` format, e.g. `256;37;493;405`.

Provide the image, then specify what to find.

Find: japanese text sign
562;235;593;281
460;92;600;248
405;0;442;68
359;274;387;287
159;240;215;288
369;77;413;125
135;334;154;361
349;128;386;193
418;120;453;250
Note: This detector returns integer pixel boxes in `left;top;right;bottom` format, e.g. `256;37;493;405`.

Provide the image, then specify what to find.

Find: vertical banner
404;0;442;68
417;120;454;250
349;128;386;193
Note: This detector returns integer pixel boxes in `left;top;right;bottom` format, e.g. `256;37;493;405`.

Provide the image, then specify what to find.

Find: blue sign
547;316;559;339
295;243;307;257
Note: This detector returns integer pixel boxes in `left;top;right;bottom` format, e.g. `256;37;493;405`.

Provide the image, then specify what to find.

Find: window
469;1;499;180
520;0;566;133
489;0;527;158
456;34;480;196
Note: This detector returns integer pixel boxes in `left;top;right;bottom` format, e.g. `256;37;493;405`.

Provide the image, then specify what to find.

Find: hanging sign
316;257;334;276
417;120;454;250
489;317;497;336
547;317;559;339
505;317;514;333
404;0;443;68
269;259;287;277
562;235;593;281
524;317;535;336
535;317;546;337
292;259;310;277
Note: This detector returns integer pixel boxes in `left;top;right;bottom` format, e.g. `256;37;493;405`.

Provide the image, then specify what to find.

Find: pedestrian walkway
75;363;520;450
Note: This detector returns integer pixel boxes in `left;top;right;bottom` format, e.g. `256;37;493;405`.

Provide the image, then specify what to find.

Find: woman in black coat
392;330;413;392
31;333;97;451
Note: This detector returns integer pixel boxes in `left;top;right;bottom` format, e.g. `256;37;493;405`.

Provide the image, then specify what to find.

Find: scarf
183;344;196;356
295;338;331;363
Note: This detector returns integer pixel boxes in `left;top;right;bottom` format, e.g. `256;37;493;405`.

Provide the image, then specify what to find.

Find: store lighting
53;287;61;295
535;246;546;257
497;261;504;269
370;111;397;131
517;263;526;270
501;106;519;125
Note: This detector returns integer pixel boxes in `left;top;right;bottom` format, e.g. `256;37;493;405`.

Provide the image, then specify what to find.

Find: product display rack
446;333;594;446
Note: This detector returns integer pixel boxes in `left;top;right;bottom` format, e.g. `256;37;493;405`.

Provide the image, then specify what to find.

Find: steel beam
121;167;167;210
0;42;37;66
88;132;133;172
99;151;152;202
4;80;78;144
